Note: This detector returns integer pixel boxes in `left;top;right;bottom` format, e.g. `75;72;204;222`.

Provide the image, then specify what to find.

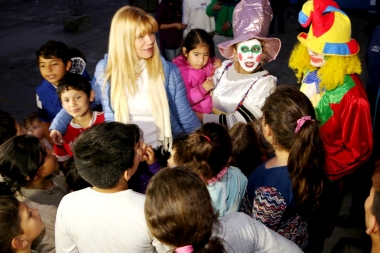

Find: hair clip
202;135;210;142
295;116;314;133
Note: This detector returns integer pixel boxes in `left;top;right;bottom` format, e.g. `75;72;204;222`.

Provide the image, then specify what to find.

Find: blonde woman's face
135;29;155;60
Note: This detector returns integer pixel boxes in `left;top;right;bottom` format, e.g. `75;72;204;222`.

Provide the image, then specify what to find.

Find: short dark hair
0;135;45;191
23;112;40;127
183;29;215;58
73;122;142;189
0;110;17;146
36;40;70;65
65;158;92;191
0;196;21;253
56;73;92;101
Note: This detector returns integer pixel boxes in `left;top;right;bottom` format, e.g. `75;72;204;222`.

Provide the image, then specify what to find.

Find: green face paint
239;45;262;54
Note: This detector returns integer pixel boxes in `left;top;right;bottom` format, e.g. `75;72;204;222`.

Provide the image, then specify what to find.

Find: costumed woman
197;0;281;129
289;0;372;181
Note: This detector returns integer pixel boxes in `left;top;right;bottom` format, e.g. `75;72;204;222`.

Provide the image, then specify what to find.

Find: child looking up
0;135;68;207
173;122;247;218
23;112;53;150
239;86;325;249
54;73;104;163
172;29;221;114
0;196;45;253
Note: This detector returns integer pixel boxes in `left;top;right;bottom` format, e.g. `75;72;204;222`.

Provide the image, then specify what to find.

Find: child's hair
331;237;366;253
0;135;45;192
56;73;92;101
183;29;215;58
65;158;92;191
0;196;21;253
174;123;232;181
145;166;225;252
36;40;70;65
0;110;17;146
229;122;265;177
73;122;142;189
23;112;39;128
261;85;325;210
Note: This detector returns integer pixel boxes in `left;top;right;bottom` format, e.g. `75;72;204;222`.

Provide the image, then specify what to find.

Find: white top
127;69;157;148
55;188;169;253
204;60;277;129
182;0;215;37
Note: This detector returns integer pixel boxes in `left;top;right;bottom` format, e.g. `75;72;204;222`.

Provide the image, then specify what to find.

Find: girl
0;135;68;207
172;29;222;114
229;122;266;178
50;6;200;152
144;167;303;253
23;112;53;150
173;123;247;218
197;0;281;129
0;195;45;253
239;86;325;249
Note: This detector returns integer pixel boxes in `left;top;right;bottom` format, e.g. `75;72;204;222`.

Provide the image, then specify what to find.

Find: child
172;29;221;114
0;110;25;145
0;135;68;207
173;122;247;218
55;122;168;252
0;195;45;253
229;122;266;178
23;112;53;150
64;158;92;192
54;73;104;163
239;86;325;249
145;167;303;253
35;40;90;146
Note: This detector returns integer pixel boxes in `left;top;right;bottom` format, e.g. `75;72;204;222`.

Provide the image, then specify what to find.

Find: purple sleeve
147;160;161;175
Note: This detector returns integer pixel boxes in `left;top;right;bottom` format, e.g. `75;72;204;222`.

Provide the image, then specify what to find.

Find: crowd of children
0;0;378;252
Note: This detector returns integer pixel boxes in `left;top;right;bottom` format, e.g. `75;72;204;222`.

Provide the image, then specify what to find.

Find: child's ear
182;47;188;57
123;170;131;181
26;174;40;182
11;236;28;250
65;60;72;72
366;214;379;235
89;90;95;102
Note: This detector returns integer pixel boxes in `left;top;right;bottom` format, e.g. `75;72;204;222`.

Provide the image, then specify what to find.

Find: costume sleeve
54;144;70;162
324;95;373;180
55;199;79;253
250;186;287;231
183;74;209;105
168;64;201;134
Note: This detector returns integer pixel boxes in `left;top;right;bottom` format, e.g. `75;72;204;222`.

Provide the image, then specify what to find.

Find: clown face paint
237;39;262;73
308;48;327;67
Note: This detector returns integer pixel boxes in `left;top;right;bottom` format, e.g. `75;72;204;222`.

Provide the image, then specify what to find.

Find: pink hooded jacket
172;55;214;113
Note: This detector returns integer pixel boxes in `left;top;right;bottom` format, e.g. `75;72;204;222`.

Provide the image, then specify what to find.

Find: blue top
36;70;91;122
51;55;201;136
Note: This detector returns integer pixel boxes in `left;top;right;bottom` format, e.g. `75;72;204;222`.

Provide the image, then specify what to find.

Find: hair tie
295;116;313;133
175;245;193;253
202;135;210;142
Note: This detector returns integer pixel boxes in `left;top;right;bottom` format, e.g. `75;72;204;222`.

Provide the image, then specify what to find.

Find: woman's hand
202;78;214;92
212;2;222;11
50;130;63;145
175;23;187;30
143;145;156;165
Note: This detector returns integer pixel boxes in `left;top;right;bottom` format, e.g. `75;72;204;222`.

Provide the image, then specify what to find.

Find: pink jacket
172;55;214;113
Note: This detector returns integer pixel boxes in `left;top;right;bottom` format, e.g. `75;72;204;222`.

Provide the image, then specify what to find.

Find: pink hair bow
295;116;313;133
175;245;193;253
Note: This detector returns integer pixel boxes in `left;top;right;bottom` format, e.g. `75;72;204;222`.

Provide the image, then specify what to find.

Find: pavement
0;0;373;252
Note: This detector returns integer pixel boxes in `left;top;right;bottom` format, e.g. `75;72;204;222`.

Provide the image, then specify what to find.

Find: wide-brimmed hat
218;0;281;62
297;0;359;56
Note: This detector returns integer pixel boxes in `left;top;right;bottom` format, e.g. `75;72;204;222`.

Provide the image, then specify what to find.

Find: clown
289;0;373;181
197;0;281;128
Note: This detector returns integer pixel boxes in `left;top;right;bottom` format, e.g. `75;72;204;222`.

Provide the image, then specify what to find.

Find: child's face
129;140;147;177
184;45;210;70
18;202;45;243
167;148;177;168
38;56;71;86
37;148;59;179
26;120;44;139
61;88;94;119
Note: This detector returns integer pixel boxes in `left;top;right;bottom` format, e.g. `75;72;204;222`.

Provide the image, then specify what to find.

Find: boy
55;122;169;253
54;73;104;163
35;41;91;147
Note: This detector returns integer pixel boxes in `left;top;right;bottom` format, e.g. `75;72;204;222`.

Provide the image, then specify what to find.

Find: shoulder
36;80;54;93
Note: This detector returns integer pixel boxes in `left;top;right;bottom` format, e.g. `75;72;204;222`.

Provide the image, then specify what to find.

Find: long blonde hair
105;6;164;121
289;42;362;91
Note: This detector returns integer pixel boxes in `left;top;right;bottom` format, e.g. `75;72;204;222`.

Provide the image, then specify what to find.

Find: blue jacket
51;55;201;136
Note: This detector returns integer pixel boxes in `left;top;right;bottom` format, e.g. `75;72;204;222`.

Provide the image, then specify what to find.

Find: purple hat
218;0;281;62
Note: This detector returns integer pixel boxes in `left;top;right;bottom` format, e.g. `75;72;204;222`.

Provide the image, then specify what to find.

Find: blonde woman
50;6;201;151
